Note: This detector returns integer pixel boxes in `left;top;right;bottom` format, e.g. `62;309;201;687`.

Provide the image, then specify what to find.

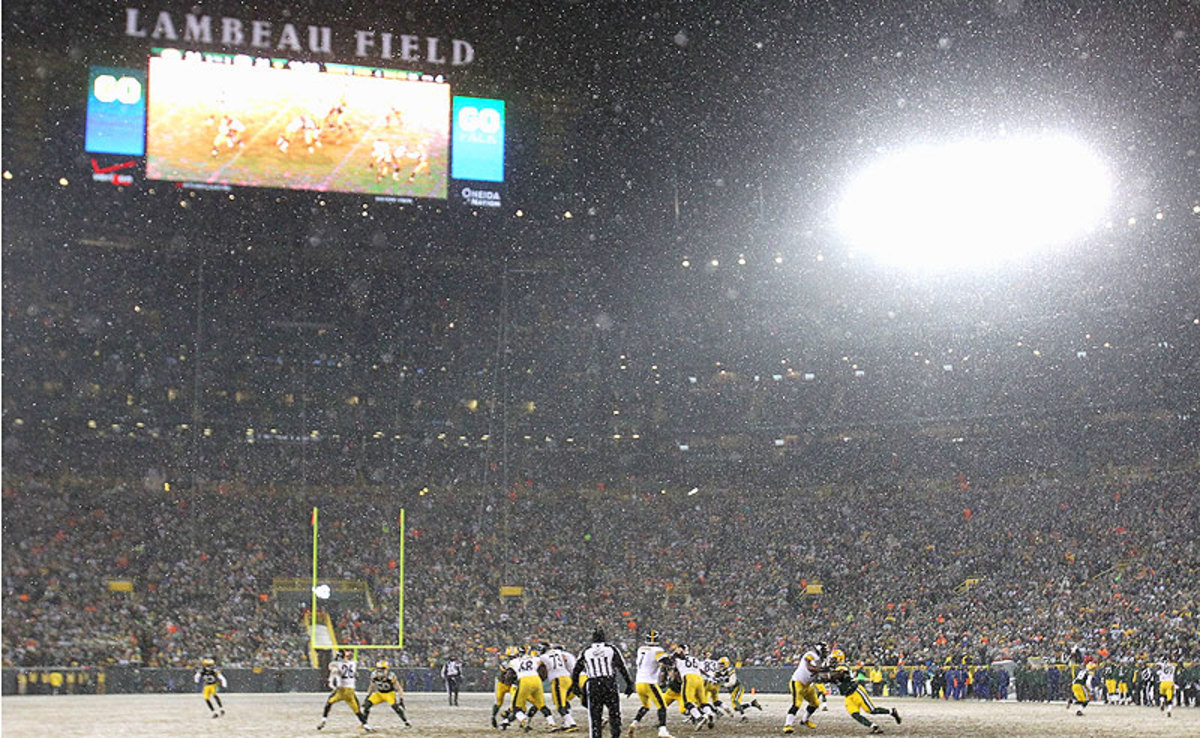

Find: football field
2;691;1196;737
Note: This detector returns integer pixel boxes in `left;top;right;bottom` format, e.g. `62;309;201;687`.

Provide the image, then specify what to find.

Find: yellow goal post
309;506;405;658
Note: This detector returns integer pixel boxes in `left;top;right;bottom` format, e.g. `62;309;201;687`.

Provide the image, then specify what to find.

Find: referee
572;628;634;738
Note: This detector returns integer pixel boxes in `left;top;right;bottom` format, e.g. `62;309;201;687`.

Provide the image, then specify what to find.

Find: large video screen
145;53;450;198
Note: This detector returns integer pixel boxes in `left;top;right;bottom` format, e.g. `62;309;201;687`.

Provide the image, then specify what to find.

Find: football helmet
718;656;731;668
813;642;829;661
376;660;389;670
201;658;215;667
644;629;660;645
830;649;846;665
504;646;521;657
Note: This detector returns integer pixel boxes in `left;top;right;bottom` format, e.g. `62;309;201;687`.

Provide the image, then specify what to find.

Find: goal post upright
311;506;319;647
309;505;406;655
399;507;405;650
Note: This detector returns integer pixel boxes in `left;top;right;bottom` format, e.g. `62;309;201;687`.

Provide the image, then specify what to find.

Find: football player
674;644;716;728
323;96;351;141
493;646;519;728
276;113;321;154
783;643;828;733
211;114;246;157
318;649;372;731
1158;660;1177;717
499;646;557;731
395;145;430;183
716;656;762;720
363;659;411;728
701;651;726;717
827;657;900;734
1067;662;1097;716
629;630;675;738
540;642;581;732
194;657;227;718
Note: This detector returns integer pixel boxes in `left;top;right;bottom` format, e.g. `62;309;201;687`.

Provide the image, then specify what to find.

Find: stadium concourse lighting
835;134;1111;270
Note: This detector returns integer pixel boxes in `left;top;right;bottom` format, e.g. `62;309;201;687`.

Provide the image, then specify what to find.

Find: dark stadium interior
2;0;1198;709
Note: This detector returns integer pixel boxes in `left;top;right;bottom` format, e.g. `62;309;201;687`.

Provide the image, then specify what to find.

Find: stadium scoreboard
85;47;506;209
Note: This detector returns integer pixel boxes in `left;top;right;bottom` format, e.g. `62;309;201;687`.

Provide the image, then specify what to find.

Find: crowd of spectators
3;463;1196;674
3;194;1197;678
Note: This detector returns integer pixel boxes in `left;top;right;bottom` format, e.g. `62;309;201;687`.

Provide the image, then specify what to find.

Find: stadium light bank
834;133;1112;271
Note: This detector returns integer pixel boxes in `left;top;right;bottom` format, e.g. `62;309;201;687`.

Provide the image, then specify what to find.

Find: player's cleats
891;708;901;724
212;713;220;719
317;718;326;730
219;710;225;717
804;720;818;729
782;727;794;735
870;727;884;734
752;699;763;710
1075;709;1084;716
657;728;673;738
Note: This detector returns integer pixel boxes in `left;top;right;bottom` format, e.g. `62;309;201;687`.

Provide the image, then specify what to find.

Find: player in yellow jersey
493;647;519;728
194;658;227;718
317;649;372;731
363;660;411;728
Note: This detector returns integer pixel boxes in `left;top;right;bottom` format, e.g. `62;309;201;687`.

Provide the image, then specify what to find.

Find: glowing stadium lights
836;133;1111;270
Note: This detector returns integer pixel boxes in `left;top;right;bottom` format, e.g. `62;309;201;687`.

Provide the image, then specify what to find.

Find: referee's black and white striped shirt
573;641;633;687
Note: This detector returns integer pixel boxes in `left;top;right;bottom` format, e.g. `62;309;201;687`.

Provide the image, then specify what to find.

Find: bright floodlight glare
836;134;1111;269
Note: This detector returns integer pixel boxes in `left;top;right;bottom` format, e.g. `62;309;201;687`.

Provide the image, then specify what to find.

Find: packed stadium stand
4;188;1200;676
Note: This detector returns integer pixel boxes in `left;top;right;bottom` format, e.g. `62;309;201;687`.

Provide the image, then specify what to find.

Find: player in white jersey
500;647;558;731
317;649;372;731
1158;661;1177;716
211;114;246;157
674;645;716;728
628;630;674;738
784;643;828;733
541;643;580;732
700;654;726;716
